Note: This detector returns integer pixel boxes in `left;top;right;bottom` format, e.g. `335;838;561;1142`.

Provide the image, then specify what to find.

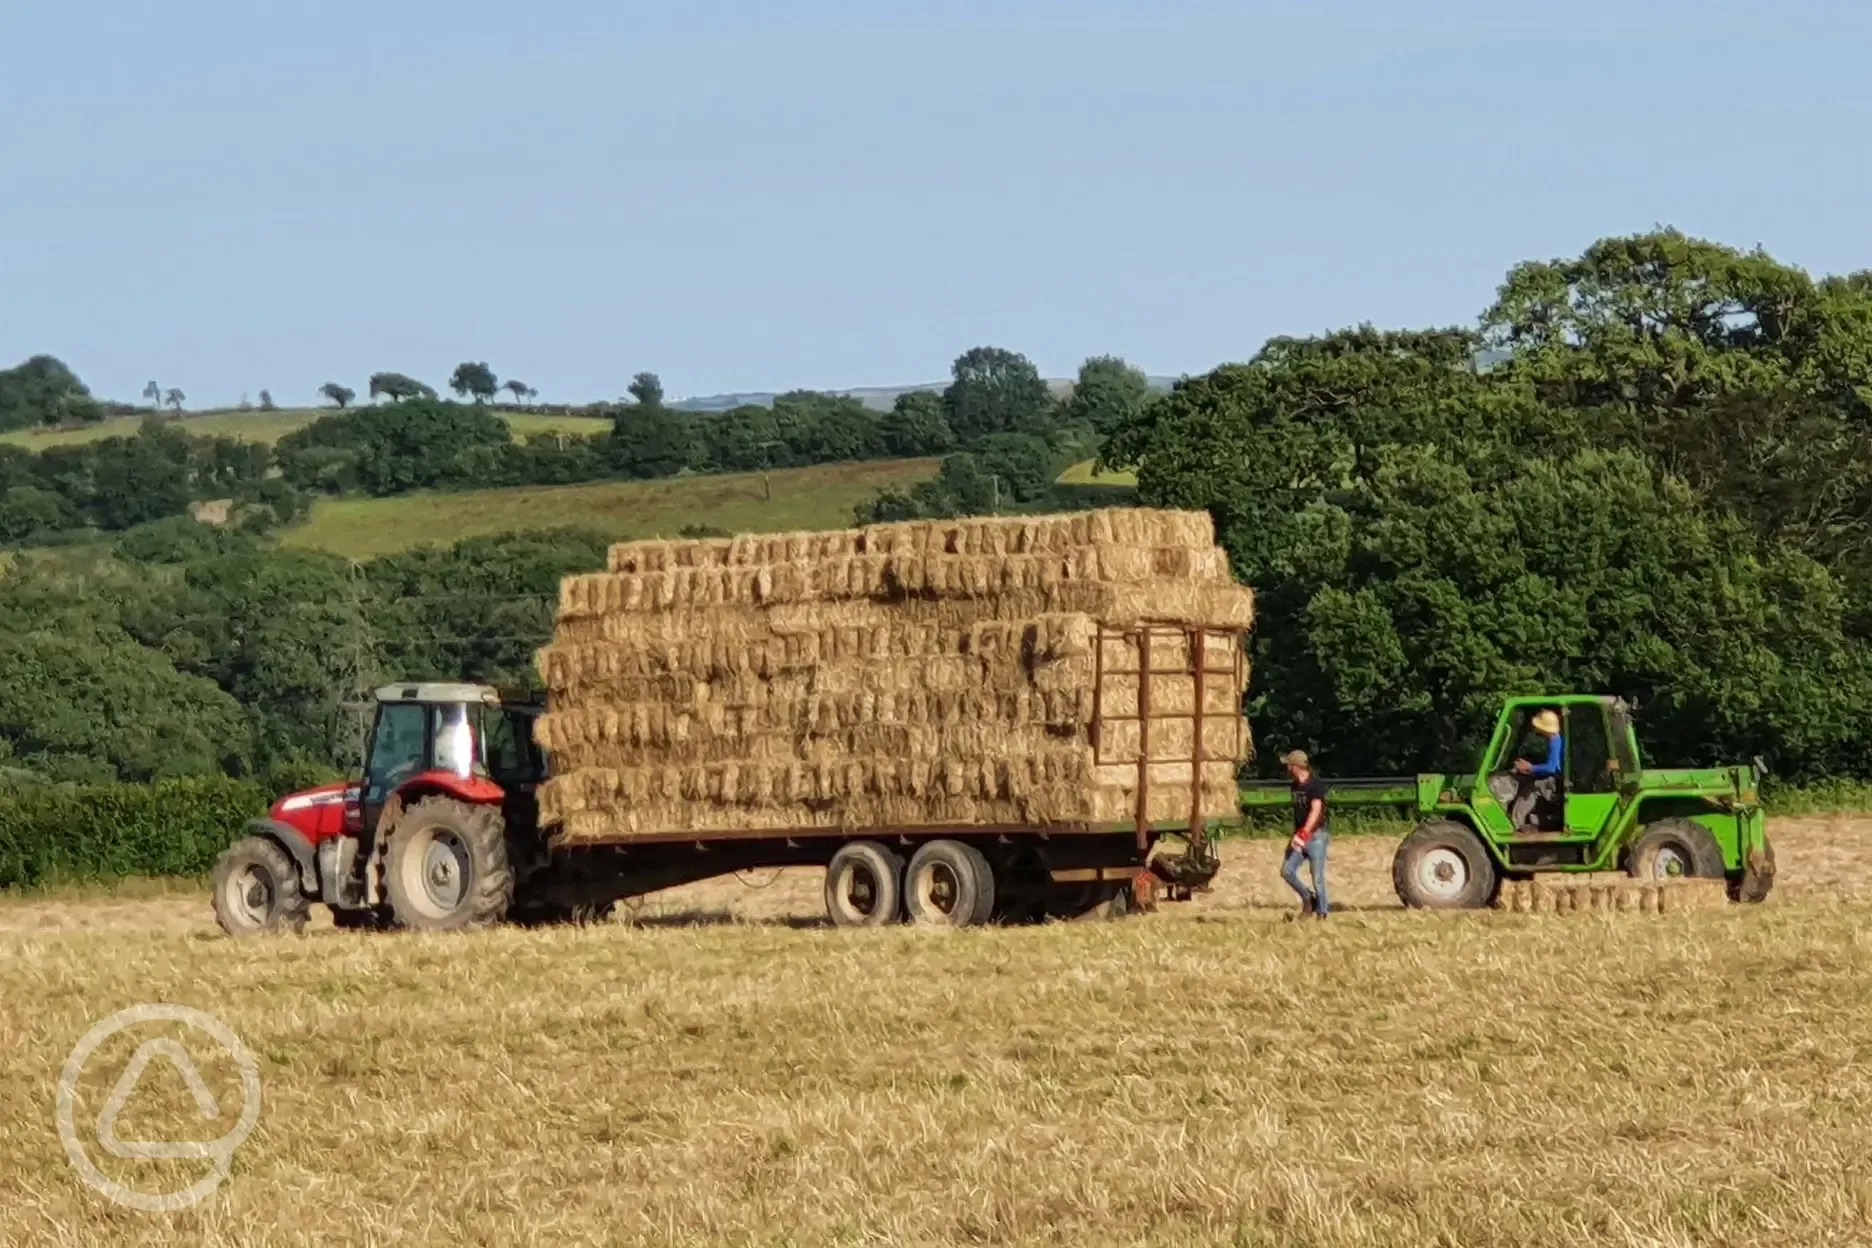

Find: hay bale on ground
535;508;1256;846
1493;876;1731;914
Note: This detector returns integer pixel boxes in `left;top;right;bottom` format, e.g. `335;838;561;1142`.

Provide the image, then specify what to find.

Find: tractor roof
374;682;504;705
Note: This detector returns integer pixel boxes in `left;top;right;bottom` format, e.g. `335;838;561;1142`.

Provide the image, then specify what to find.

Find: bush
0;777;270;888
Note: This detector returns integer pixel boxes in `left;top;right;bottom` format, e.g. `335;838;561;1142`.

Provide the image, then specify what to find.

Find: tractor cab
354;682;546;836
1470;696;1637;844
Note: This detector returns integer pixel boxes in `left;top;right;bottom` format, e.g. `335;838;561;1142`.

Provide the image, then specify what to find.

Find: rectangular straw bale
1094;718;1244;766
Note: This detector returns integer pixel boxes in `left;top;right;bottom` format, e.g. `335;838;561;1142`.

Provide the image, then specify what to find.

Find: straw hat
1532;710;1561;735
1279;749;1310;768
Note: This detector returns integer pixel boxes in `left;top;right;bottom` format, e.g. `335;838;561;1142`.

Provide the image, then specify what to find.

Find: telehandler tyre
1624;818;1726;881
383;797;514;931
1392;820;1497;910
212;836;311;936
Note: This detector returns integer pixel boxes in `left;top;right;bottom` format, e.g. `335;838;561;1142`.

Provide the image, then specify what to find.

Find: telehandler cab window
365;702;427;799
1566;706;1616;795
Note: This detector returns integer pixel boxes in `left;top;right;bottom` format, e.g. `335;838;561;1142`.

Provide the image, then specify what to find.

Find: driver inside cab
1510;709;1563;831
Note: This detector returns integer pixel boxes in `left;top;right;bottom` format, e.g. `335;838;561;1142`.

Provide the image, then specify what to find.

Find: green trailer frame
1243;695;1774;905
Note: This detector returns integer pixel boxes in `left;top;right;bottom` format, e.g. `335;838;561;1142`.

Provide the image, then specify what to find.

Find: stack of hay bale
533;509;1256;844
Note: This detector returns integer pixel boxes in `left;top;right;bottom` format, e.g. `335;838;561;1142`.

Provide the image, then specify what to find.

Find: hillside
277;457;943;558
0;408;611;449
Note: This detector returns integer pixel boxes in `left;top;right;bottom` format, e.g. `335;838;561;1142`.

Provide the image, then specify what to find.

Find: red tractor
213;683;555;935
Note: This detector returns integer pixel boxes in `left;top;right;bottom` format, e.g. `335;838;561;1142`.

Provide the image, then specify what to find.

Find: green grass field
0;409;612;450
278;458;942;558
1058;457;1138;486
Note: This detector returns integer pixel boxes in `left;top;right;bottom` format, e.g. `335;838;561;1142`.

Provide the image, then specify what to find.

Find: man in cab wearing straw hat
1278;749;1330;920
1510;709;1565;832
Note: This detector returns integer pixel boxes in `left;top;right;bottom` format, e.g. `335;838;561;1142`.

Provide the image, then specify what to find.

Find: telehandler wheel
1730;837;1776;904
824;841;904;927
1625;818;1726;882
904;840;995;928
212;836;311;936
383;797;514;932
1393;821;1497;910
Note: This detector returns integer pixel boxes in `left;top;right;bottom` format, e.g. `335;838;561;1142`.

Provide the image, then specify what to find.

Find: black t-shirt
1291;775;1327;832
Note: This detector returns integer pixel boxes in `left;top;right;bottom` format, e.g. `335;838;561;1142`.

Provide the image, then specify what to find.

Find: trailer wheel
1393;821;1497;910
212;836;311;936
823;841;903;928
1626;818;1726;881
904;840;995;928
383;797;514;931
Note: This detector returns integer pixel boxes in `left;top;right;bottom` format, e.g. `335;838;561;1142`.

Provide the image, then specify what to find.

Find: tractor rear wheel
1392;821;1497;910
904;840;995;928
1625;819;1726;882
383;797;514;931
824;841;903;927
212;836;311;936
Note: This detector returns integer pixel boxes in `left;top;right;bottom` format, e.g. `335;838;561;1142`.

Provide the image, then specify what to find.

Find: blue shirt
1527;732;1563;779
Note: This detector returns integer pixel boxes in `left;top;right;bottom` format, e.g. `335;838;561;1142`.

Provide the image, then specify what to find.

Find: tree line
1106;229;1872;781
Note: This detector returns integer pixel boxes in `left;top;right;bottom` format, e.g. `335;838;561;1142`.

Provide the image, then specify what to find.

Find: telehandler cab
1242;695;1775;909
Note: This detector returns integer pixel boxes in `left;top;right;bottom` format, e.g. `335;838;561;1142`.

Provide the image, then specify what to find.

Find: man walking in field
1279;749;1330;920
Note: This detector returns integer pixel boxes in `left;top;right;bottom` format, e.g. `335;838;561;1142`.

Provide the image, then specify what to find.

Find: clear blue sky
2;0;1867;407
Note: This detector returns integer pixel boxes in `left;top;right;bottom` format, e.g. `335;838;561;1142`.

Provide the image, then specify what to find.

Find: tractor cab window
481;708;544;788
1566;705;1617;795
432;702;480;779
364;703;428;800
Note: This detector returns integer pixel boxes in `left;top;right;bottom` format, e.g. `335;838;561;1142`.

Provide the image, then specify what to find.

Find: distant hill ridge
669;377;1183;412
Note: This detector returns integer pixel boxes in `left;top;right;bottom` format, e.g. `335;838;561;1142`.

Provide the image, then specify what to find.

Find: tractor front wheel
1392;821;1497;910
383;798;514;932
212;836;311;936
1625;819;1726;882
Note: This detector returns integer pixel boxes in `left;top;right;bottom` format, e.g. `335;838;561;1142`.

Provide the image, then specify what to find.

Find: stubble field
5;818;1872;1246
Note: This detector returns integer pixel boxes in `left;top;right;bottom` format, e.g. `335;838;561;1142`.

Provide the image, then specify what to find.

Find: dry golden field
5;818;1872;1246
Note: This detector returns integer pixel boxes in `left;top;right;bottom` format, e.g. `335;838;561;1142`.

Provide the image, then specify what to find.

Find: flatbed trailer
213;620;1246;935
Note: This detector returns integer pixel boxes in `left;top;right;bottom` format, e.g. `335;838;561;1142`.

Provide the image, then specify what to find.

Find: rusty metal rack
1091;623;1248;851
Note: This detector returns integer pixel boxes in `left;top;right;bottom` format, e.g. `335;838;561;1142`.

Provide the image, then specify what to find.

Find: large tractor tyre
824;841;904;928
1730;836;1777;905
904;840;996;928
383;797;515;932
1625;818;1726;882
212;836;312;936
1392;821;1498;911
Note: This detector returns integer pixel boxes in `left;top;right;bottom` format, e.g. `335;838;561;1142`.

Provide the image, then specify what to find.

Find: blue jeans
1281;829;1330;916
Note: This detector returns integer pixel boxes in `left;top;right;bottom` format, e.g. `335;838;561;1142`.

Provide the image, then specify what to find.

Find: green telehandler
1241;695;1775;909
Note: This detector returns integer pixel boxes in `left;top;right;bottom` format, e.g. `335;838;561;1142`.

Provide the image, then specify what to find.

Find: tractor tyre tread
384;797;514;931
212;835;311;936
